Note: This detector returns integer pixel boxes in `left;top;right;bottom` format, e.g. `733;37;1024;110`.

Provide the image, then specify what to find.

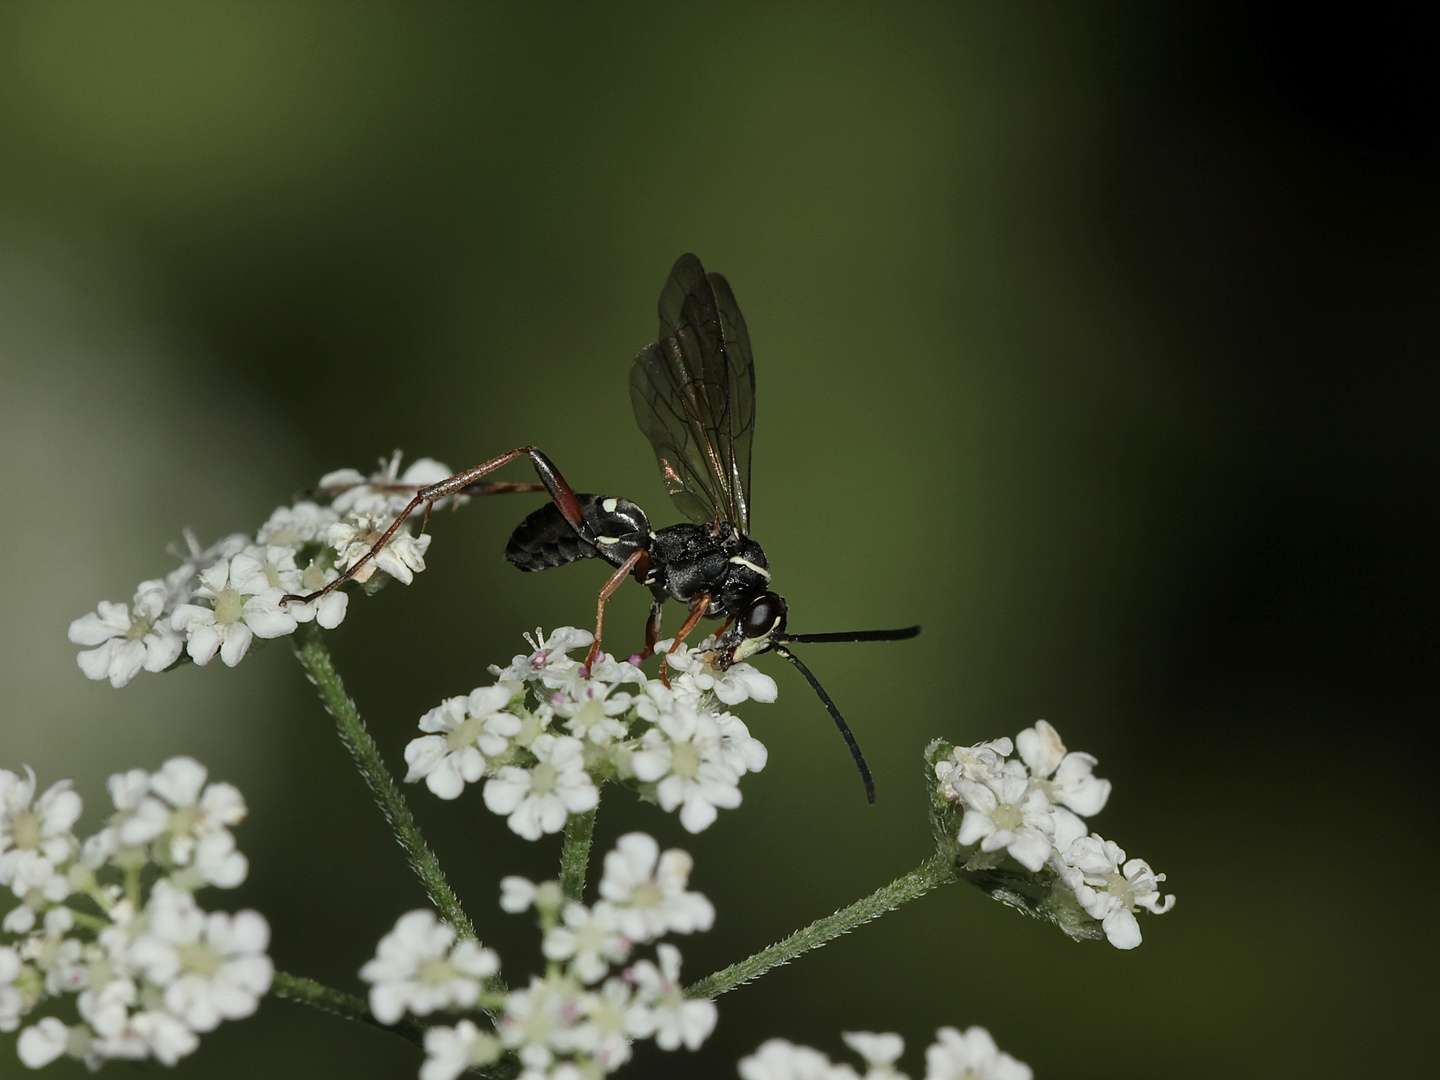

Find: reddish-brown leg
282;446;582;607
659;594;711;687
584;549;650;669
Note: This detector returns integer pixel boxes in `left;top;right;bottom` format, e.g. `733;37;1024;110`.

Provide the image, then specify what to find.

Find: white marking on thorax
597;536;619;546
729;555;771;579
602;498;619;513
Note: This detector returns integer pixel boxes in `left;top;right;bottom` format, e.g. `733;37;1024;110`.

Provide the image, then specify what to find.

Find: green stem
271;970;426;1046
292;623;475;940
558;809;597;901
684;851;955;1000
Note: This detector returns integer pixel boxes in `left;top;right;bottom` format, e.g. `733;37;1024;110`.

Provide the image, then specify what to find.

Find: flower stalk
292;623;476;940
271;970;427;1046
558;807;597;901
684;850;955;1000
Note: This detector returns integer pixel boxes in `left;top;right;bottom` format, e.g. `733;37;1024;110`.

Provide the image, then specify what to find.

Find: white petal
219;623;254;666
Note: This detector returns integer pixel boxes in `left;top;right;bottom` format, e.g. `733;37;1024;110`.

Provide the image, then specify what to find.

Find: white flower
625;943;715;1051
127;1007;201;1065
934;738;1014;799
543;901;629;984
954;773;1055;872
715;712;769;777
499;974;587;1067
597;833;714;943
1055;834;1174;949
322;453;464;517
498;876;565;919
170;553;298;666
256;500;339;547
244;541;348;629
111;758;248;887
0;945;31;1033
0;768;82;900
327;514;432;586
630;700;743;833
360;910;499;1024
489;627;595;685
739;1038;861;1080
923;1026;1031;1080
552;680;634;747
405;685;523;800
69;579;184;687
1015;721;1110;817
662;642;779;706
483;734;599;841
17;1017;71;1067
127;884;273;1032
843;1031;906;1078
572;976;637;1071
421;1019;503;1080
499;876;538;914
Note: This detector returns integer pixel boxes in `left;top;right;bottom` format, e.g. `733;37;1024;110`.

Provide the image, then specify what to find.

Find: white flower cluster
0;759;272;1070
933;721;1174;949
404;628;772;837
69;453;463;687
739;1026;1031;1080
359;832;718;1080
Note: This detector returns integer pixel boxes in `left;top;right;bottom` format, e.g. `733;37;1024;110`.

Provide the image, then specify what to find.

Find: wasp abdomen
505;494;652;573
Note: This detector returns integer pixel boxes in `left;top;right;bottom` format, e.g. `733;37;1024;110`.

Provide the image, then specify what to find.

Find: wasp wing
629;254;756;533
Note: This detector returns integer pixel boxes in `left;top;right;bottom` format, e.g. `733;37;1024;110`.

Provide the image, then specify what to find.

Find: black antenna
778;625;920;645
772;644;877;804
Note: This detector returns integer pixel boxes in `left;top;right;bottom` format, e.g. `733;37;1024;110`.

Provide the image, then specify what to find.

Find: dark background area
0;3;1434;1078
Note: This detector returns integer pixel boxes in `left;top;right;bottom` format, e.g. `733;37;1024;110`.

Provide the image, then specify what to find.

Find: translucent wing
629;254;757;533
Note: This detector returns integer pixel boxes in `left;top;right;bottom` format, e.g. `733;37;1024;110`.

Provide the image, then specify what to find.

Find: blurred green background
1;3;1434;1077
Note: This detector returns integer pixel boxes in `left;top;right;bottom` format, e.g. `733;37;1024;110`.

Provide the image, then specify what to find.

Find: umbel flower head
67;453;466;687
361;832;719;1080
0;760;271;1070
929;721;1174;949
404;628;771;838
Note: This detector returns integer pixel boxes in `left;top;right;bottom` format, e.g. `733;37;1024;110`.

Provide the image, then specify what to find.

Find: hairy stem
272;972;518;1078
271;970;426;1046
292;623;475;940
684;851;954;999
559;809;597;902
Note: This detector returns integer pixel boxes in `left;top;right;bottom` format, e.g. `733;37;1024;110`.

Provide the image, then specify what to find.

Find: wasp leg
584;549;650;669
659;594;711;687
282;446;579;607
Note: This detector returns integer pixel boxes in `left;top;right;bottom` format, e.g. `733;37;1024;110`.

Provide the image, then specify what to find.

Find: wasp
287;255;917;800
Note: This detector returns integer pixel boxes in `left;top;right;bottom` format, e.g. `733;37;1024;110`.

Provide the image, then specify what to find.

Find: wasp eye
740;593;787;639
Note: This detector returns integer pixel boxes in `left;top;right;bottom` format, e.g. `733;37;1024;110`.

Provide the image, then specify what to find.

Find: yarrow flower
70;453;463;687
930;721;1173;948
405;628;771;837
0;762;271;1070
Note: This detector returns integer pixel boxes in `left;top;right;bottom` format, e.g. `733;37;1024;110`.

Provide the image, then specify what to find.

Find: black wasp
287;254;918;802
